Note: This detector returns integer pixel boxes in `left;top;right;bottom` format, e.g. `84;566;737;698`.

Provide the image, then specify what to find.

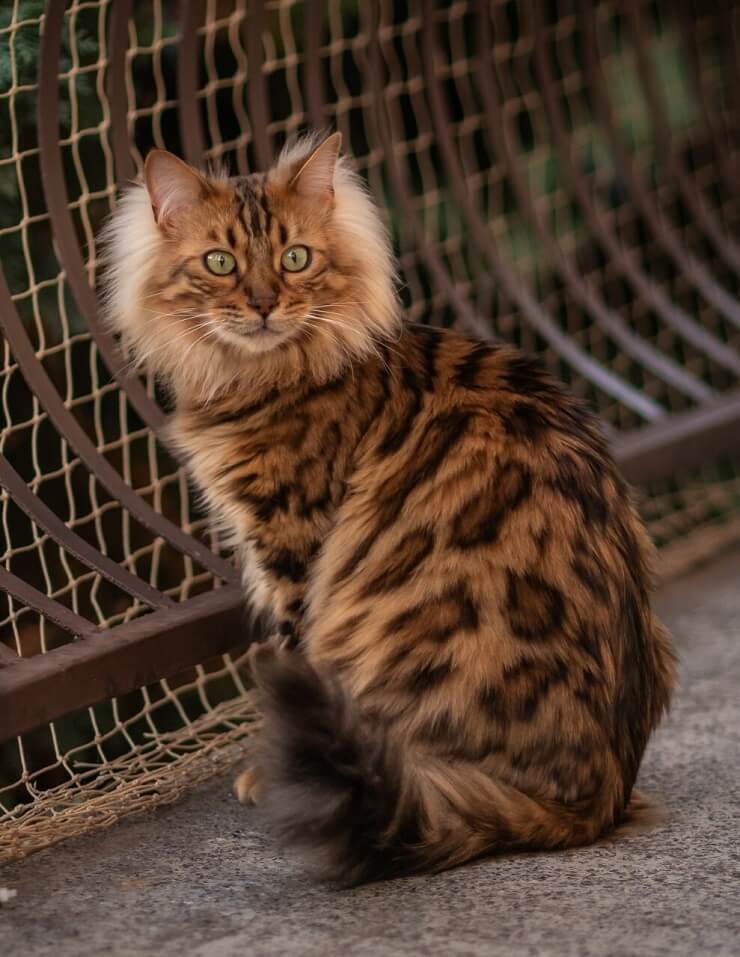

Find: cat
102;131;676;885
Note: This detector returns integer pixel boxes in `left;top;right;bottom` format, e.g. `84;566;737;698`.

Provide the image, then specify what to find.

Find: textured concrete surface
1;548;739;957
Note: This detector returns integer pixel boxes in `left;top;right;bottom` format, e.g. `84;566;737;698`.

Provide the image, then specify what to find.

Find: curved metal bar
0;565;97;640
678;1;739;200
107;0;135;185
177;0;207;165
419;0;663;420
37;0;166;431
38;0;167;434
471;0;712;403
362;4;491;339
623;0;740;278
304;0;326;131
0;582;246;742
0;454;175;610
243;0;273;170
0;268;238;584
717;3;740;121
579;0;740;332
529;2;740;380
614;387;740;484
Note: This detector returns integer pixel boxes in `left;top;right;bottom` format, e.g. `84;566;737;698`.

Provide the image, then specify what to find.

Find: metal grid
1;0;739;864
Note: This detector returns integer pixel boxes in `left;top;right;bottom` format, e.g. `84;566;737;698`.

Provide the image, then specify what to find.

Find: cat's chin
217;325;293;356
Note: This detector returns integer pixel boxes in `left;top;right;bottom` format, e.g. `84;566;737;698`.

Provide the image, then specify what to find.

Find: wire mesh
1;0;739;864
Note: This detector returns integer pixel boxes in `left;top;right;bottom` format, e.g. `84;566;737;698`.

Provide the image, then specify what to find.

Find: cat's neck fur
173;329;364;413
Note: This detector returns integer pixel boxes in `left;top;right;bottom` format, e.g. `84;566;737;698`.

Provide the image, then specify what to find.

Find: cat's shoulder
402;322;610;463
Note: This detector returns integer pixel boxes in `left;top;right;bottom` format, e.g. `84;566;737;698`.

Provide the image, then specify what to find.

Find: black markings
207;386;282;425
575;622;604;668
405;660;452;693
479;684;507;721
259;192;272;233
279;222;288;245
456;584;480;631
415;709;457;745
571;542;610;604
301;373;348;405
242;484;291;523
501;353;559;400
614;588;653;790
379;408;474;526
226;226;237;249
249;195;262;235
505;571;565;641
450;461;533;550
297;480;334;519
361;528;435;596
501;400;551;442
237;198;250;236
378;364;424;456
386;582;479;644
265;549;308;583
548;460;609;527
278;620;298;648
412;324;444;392
333;534;375;585
455;341;492;390
506;657;569;722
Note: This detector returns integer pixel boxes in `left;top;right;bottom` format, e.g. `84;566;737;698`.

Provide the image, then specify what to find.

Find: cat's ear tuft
144;150;206;227
289;132;342;200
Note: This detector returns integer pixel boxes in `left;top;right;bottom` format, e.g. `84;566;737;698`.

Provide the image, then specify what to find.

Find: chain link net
1;0;739;864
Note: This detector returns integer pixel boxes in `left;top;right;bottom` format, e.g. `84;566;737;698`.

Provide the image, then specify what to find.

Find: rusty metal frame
1;0;740;745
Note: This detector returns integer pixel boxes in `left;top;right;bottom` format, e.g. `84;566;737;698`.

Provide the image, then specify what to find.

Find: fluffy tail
249;642;619;885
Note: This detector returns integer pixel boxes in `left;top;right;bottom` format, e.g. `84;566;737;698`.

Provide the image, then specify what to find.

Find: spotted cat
102;132;676;884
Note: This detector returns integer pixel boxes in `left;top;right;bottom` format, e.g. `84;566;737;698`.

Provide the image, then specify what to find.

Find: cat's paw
233;765;265;806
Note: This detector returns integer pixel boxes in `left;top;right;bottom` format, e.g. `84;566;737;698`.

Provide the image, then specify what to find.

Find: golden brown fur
102;133;676;884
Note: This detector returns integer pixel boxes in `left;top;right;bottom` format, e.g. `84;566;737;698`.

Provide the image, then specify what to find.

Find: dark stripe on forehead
258;190;273;234
279;222;288;245
249;194;262;235
226;226;236;248
234;180;258;236
234;197;247;235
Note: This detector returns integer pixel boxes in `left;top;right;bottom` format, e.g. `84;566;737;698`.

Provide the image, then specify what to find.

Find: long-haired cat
102;132;676;885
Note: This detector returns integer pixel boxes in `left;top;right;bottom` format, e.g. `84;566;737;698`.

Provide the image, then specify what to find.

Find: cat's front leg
233;765;265;805
234;635;296;805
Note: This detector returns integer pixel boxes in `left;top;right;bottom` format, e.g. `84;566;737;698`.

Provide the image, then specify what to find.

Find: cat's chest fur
171;384;365;601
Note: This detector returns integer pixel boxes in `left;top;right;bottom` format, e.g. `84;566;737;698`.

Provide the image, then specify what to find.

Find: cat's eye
204;250;236;275
281;245;311;272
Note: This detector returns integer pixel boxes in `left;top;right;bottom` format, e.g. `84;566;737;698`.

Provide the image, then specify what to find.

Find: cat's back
309;323;647;667
346;322;620;541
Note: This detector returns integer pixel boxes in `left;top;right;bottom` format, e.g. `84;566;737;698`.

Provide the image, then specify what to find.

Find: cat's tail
249;641;617;886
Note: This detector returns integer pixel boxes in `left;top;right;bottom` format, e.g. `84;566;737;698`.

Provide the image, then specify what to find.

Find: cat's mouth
216;317;293;353
231;324;279;338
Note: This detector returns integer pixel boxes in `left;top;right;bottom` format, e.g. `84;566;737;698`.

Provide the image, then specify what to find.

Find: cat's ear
144;150;206;227
289;132;342;200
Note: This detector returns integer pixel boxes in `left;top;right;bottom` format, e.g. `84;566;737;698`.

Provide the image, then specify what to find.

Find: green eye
281;245;311;272
205;250;236;275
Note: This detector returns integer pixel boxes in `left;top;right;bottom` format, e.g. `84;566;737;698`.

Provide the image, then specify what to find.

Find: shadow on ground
1;548;739;957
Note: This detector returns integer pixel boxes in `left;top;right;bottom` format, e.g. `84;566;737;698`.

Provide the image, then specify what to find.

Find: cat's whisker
118;320;216;373
180;323;225;361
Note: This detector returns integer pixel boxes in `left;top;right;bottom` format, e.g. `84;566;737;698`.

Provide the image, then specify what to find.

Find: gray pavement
2;547;739;957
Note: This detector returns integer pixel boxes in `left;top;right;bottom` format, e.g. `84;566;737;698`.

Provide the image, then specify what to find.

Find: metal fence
1;0;739;863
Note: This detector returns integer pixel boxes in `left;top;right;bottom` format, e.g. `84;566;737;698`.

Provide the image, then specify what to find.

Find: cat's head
101;132;400;400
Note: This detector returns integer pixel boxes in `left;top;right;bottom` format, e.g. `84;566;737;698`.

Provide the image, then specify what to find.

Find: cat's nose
248;289;278;317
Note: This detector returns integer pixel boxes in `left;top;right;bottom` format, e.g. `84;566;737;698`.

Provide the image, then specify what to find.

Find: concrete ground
1;547;739;957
